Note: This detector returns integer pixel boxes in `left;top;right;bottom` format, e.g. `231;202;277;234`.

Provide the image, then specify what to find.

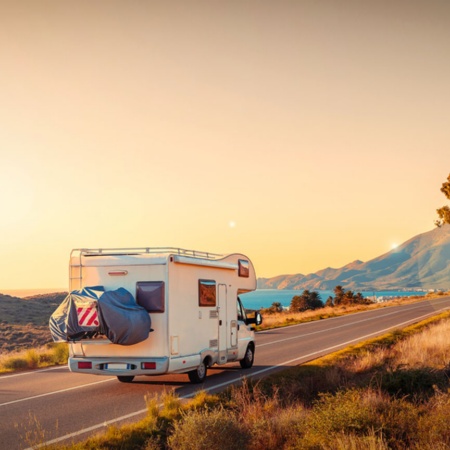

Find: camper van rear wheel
117;376;135;383
188;360;207;383
240;344;254;369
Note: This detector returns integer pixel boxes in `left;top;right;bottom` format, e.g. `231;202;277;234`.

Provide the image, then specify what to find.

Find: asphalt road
1;296;450;449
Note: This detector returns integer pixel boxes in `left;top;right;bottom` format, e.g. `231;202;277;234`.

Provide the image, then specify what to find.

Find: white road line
0;365;68;380
0;378;115;407
26;306;448;450
258;303;450;347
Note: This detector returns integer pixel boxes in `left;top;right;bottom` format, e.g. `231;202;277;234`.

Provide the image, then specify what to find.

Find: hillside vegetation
0;292;67;353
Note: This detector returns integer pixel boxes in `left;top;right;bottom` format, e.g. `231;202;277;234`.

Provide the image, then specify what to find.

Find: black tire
188;360;207;383
117;375;135;383
240;344;255;369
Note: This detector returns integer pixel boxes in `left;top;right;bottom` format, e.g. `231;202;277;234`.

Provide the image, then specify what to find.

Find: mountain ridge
257;225;450;291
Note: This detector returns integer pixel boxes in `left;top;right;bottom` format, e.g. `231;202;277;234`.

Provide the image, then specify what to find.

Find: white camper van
66;248;262;383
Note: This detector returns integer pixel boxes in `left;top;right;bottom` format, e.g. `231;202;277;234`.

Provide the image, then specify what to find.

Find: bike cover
49;286;151;345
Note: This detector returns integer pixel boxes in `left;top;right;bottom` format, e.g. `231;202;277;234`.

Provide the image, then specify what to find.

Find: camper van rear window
136;281;165;313
238;259;250;278
199;280;216;307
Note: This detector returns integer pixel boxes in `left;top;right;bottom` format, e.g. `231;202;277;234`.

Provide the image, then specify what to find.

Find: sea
240;289;426;310
2;288;426;309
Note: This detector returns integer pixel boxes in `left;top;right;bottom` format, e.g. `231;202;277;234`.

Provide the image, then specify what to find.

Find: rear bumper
68;356;169;376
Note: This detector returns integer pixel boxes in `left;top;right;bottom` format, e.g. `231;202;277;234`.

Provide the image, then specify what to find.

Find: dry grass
0;343;69;373
394;319;450;369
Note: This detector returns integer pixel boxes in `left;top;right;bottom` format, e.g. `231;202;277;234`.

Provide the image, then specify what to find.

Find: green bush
380;367;444;401
3;356;28;370
25;349;40;369
303;388;420;449
307;390;379;438
168;407;249;450
51;343;69;364
417;392;450;447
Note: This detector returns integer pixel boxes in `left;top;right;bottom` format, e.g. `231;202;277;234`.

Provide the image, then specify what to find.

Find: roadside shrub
168;407;248;450
417;392;450;447
186;390;220;412
144;436;162;450
0;342;69;373
319;431;389;450
373;395;420;448
261;364;349;406
303;388;420;449
306;390;379;439
25;349;40;369
247;406;307;450
351;347;391;374
143;391;184;447
380;367;444;401
51;343;69;364
228;380;307;450
3;356;28;370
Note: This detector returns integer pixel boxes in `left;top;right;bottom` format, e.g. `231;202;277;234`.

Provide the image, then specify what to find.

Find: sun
229;220;236;228
391;243;399;250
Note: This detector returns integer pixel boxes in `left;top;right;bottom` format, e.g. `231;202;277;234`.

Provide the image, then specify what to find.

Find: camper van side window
237;297;247;322
238;259;250;278
199;280;216;307
136;281;165;313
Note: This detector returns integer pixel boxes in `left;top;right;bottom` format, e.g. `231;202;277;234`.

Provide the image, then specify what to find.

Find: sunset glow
1;0;450;290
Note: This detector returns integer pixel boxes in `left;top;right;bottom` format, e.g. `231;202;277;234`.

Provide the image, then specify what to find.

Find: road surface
1;296;449;449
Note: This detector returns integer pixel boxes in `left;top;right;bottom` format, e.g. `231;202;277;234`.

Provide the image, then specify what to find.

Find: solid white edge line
25;306;449;450
0;378;115;407
0;365;68;380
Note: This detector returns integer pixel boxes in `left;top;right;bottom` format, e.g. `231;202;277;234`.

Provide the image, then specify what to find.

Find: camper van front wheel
188;360;207;384
117;376;135;383
240;344;255;369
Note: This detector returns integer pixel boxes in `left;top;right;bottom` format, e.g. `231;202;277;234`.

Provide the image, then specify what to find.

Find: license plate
105;363;128;370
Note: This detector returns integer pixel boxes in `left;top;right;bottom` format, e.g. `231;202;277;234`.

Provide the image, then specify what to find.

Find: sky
1;0;450;290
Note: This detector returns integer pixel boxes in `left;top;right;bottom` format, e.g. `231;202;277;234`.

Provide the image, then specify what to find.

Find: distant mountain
257;225;450;291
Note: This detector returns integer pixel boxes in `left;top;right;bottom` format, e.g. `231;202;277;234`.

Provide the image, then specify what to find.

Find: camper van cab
67;248;262;383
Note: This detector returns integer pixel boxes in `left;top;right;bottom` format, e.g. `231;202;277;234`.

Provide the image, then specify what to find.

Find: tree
329;286;372;306
436;173;450;227
290;290;323;312
333;285;345;306
261;302;284;314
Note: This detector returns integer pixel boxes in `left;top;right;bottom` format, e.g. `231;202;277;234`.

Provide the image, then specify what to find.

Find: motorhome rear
62;248;261;383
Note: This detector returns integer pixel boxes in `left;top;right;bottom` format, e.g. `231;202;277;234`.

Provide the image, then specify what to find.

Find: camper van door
218;284;227;364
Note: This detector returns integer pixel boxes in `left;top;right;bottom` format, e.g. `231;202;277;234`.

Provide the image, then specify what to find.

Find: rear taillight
78;361;92;369
141;362;156;370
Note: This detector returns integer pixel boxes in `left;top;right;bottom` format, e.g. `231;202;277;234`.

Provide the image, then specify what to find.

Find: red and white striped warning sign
77;306;99;327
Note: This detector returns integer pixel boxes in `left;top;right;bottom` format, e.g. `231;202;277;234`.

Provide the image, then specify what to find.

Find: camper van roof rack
71;247;223;260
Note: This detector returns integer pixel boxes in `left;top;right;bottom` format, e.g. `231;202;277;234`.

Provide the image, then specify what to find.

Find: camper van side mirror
246;311;262;326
